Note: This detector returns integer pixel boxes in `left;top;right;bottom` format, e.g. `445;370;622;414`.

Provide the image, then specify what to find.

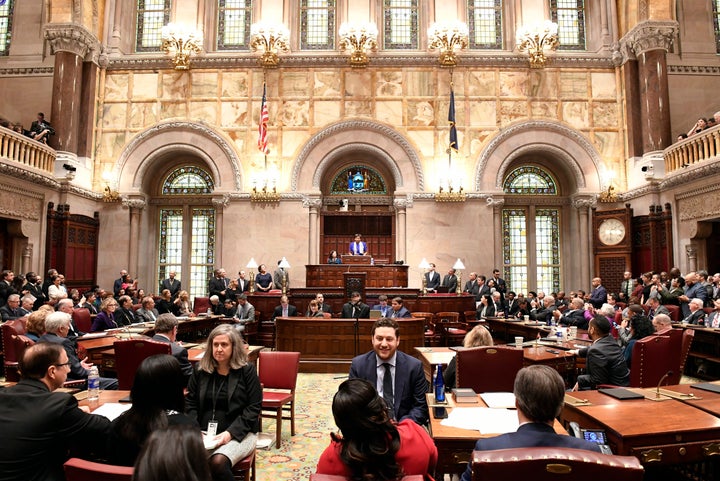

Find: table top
415;345;577;366
77;390;131;412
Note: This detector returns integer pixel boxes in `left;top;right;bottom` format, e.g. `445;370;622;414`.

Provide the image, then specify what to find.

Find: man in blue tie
372;295;390;317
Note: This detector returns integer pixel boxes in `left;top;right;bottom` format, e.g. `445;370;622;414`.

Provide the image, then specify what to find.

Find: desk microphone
656;370;673;399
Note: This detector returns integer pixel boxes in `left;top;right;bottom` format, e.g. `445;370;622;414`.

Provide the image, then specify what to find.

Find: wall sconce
452;258;465;295
278;257;291;295
246;258;258;293
516;21;559;68
428;21;468;68
161;23;203;70
250;22;290;68
436;172;466;203
338;22;378;68
101;171;120;203
250;166;280;203
599;168;618;203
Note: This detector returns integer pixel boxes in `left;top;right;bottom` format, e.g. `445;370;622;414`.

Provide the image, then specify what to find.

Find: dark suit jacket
476;303;496;319
160;278;181;297
273;304;298;319
152;334;193;383
115;307;136;327
389;306;412;318
577;335;630;389
23;281;47;310
463;280;480;300
0;304;21;321
682;309;705;325
558;309;588;329
208;276;228;300
442;274;458;292
425;271;440;291
236;278;251;293
0;280;17;307
530;306;555;324
459;423;602;481
349;350;428;425
588;285;608;309
38;332;89;380
134;307;159;323
341;302;370;319
113;277;124;296
0;378;111;481
372;304;391;318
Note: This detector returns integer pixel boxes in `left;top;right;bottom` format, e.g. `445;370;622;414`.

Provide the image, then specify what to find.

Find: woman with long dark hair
133;425;211;481
108;354;198;466
316;378;437;481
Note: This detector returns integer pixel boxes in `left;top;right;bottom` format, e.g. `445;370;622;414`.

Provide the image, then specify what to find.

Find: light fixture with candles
101;171;120;202
418;258;430;295
161;23;203;70
250;22;290;68
427;21;468;68
246;257;258;293
516;20;559;68
278;257;291;295
599;168;618;203
452;258;465;295
250;164;280;203
338;22;378;68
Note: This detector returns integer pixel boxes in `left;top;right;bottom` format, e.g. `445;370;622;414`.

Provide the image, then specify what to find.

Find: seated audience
234;293;255;326
327;249;342;264
706;298;720;328
371;294;391;317
553;297;588;329
174;290;193;317
222;298;237;318
0;343;111;481
208;295;223;315
47;274;67;302
316;378;437;481
388;296;412;318
115;295;137;326
135;296;160;323
133;425;211;481
0;293;22;321
108;354;198;466
25;309;49;342
341;291;370;319
307;299;325;317
151;313;194;383
459;365;602;481
81;290;99;314
572;315;630;390
156;289;176;315
443;324;494;389
91;297;119;332
681;298;706;325
622;313;655;368
273;294;298;319
652;313;673;335
29;112;55;143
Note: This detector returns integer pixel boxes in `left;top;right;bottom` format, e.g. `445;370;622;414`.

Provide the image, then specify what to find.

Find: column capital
485;196;504;208
572;195;596;210
302;196;322;209
685;244;697;259
122;198;146;211
44;23;101;61
212;195;230;208
619;20;678;60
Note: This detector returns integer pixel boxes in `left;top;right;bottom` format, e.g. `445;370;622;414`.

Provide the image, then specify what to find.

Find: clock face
598;218;626;246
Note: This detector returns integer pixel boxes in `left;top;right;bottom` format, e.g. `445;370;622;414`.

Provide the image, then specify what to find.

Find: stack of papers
441;407;519;434
91;403;132;421
480;392;516;409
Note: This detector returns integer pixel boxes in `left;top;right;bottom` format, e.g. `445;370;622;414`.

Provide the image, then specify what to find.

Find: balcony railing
665;124;720;174
0;126;56;174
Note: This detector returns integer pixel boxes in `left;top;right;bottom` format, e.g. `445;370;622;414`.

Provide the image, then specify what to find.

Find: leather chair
627;335;675;388
193;296;210;315
1;319;26;381
412;312;438;346
456;346;523;393
11;334;85;389
231;449;256;481
435;311;467;346
259;350;301;448
64;458;133;481
665;304;680;322
470;447;643;481
113;339;171;390
679;328;695;376
71;308;92;333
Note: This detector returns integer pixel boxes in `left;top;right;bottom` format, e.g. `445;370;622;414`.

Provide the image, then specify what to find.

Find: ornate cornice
0;182;44;221
44;23;101;61
571;195;597;209
0;66;54;76
59;182;104;201
302;196;322;209
321;195;393;206
660;160;720;192
0;159;60;189
668;64;720;75
619;20;678;60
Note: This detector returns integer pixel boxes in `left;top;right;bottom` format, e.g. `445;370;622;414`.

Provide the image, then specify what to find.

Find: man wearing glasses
0;343;111;481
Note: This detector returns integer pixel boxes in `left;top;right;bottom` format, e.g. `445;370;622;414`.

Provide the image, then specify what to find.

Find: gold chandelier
427;21;468;68
338;22;378;68
516;21;559;68
250;166;280;203
161;23;203;70
250;22;290;68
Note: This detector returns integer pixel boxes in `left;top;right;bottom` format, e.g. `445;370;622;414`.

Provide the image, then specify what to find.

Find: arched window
550;0;586;50
157;166;215;299
502;165;561;294
0;0;14;56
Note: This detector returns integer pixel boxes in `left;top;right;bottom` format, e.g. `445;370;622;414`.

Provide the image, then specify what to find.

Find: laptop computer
434;286;451;293
369;309;383;319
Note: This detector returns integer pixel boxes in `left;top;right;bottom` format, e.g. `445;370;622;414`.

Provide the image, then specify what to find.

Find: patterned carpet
256;373;346;481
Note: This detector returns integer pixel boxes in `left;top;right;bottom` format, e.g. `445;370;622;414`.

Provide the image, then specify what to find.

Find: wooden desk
560;389;720;466
428;393;567;476
78;389;131;412
680;326;720;380
306;264;409;288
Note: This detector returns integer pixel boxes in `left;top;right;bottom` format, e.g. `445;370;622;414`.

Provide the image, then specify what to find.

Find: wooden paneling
632;203;673;276
321;213;395;262
306;264;409;288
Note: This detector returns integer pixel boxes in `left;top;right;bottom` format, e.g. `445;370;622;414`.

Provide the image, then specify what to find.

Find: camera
62;164;77;172
640;166;651;172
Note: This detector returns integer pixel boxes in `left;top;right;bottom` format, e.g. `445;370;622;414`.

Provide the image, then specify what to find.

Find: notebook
690;382;720;394
598;388;645;400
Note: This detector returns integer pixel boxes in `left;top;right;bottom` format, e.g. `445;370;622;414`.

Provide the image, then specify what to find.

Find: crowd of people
0;112;55;144
677;111;720;142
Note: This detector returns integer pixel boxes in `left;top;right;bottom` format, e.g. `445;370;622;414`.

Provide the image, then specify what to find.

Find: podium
341;255;372;265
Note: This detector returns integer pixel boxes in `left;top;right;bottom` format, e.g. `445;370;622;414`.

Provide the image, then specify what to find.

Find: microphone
656;370;673;399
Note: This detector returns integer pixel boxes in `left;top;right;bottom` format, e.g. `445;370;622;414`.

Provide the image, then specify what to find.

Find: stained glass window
383;0;418;50
550;0;585;50
503;165;557;195
162;166;214;195
502;209;529;294
713;0;720;53
217;0;252;50
158;209;184;290
0;0;13;56
300;0;335;50
189;208;216;299
468;0;502;49
330;165;388;195
136;0;171;52
535;209;560;294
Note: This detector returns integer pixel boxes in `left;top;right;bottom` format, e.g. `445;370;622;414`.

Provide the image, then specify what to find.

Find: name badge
207;420;218;437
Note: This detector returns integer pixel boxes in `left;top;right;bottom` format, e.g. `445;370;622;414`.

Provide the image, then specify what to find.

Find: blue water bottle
434;364;445;403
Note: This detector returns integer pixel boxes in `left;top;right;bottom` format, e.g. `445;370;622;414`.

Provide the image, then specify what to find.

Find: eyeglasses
54;362;71;368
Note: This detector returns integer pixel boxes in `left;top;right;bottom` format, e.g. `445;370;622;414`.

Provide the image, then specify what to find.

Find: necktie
149;311;156;322
283;308;288;317
382;363;394;418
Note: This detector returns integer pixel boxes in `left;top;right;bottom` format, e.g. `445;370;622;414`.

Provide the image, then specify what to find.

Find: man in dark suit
152;313;193;385
113;269;128;297
160;271;181;299
388;296;412;318
506;291;520;317
0;294;22;321
463;272;480;300
0;342;111;481
587;277;608;309
22;271;47;310
573;315;630;390
441;268;458;293
553;297;588;329
273;294;298;319
134;296;160;323
530;295;557;325
424;263;440;292
460;365;601;481
681;298;706;325
646;296;670;320
236;270;251;293
315;293;333;314
491;268;507;296
349;318;428;425
208;268;229;301
0;269;17;307
371;294;391;318
341;291;370;319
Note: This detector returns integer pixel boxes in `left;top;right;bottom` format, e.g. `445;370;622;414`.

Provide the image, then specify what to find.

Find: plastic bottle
87;366;100;401
370;257;375;265
434;364;445;403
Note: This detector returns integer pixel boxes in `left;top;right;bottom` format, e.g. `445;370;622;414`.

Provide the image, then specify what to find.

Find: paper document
203;435;220;450
91;403;132;421
480;392;516;409
441;407;519;434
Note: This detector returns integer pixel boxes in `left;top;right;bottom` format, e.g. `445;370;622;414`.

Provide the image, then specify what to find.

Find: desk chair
232;449;256;481
665;304;680;322
1;319;26;381
113;339;171;390
72;308;92;333
679;328;695;376
64;458;133;481
259;350;301;448
471;447;643;481
10;334;85;389
413;312;438;346
193;296;210;315
435;311;467;346
456;346;523;393
628;335;675;388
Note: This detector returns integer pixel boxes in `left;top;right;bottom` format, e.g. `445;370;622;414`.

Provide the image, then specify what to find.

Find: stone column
573;197;595;284
686;245;698;273
486;196;505;268
22;244;33;276
394;198;409;263
44;24;100;160
303;197;322;265
123;198;146;279
212;196;229;268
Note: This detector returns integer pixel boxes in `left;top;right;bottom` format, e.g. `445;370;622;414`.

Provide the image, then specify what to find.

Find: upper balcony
665;125;720;174
0;126;56;175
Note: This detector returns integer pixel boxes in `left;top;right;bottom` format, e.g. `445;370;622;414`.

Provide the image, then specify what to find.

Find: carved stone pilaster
44;23;101;61
393;195;414;210
485;197;505;208
302;196;322;209
620;20;678;60
572;197;597;210
122;198;146;211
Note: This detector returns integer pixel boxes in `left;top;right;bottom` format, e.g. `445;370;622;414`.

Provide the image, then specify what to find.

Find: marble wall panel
593;131;622;162
468;100;497;127
527;70;558;98
561;102;589;129
530;101;558;119
99;132;127;164
161;72;190;99
559;72;588;99
499;101;529;125
406;70;436;97
278;100;310;127
129;102;159;128
281;130;308;160
102;103;127;129
406;130;435;157
592;103;619;128
467;71;497;97
499;72;529;97
375;71;403;97
345;100;373;117
158;102;187;120
468;130;496;156
591;72;616;99
376;100;404;126
313;71;342;97
191;72;219;97
344;70;373;98
189;102;218;124
313;101;342;126
281;72;311;97
131;73;159;99
221;101;249;127
105;74;129;101
408;100;436;126
221;72;249;98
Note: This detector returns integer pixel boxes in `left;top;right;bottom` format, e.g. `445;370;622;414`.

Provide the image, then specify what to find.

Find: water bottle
434;364;445;403
556;330;563;344
87;366;100;401
370;257;375;265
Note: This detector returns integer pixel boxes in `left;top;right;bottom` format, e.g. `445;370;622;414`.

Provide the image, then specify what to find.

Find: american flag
258;83;269;154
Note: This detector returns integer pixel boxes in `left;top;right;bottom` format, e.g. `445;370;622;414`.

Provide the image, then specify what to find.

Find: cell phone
569;422;613;455
433;406;448;419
